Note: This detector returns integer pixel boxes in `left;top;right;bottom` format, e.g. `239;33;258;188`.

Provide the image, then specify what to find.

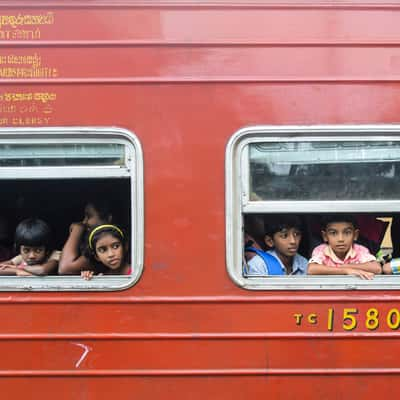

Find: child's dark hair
86;199;113;222
86;224;126;265
15;218;53;252
321;214;357;230
264;215;303;237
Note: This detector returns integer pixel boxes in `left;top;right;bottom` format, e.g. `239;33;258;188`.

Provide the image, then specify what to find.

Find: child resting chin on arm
0;218;59;276
307;215;381;280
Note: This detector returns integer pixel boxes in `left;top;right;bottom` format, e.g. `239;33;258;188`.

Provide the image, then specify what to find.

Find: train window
226;125;400;290
0;127;143;291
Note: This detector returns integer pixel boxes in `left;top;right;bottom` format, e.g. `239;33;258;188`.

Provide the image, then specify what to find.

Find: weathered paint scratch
72;342;92;368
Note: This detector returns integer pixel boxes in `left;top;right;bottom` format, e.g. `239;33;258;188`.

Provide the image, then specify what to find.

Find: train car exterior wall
1;1;400;398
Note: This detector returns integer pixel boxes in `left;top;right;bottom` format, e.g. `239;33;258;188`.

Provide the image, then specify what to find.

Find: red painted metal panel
4;46;400;82
1;1;400;398
4;376;400;399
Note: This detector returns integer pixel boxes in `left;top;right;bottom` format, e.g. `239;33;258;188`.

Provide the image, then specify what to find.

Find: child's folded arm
383;262;393;274
307;262;375;279
340;261;381;274
59;223;89;274
308;262;347;275
0;263;18;275
22;259;58;276
0;259;17;275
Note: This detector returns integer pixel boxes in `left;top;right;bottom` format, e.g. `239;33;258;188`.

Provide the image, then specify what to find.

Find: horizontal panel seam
1;2;400;11
1;78;400;84
0;295;398;303
2;42;400;47
0;367;399;376
0;332;398;340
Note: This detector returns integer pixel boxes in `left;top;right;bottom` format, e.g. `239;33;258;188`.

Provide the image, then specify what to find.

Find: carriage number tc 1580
293;308;400;331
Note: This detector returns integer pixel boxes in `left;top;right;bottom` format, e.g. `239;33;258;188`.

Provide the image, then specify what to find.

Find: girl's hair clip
88;224;124;250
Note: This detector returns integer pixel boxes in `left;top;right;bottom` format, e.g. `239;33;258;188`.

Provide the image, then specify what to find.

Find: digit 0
387;309;400;330
365;308;379;330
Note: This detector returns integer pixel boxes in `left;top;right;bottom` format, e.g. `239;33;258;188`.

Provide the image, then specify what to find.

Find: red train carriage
1;1;400;398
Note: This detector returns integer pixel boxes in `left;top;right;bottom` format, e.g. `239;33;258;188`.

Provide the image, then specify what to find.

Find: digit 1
327;308;334;331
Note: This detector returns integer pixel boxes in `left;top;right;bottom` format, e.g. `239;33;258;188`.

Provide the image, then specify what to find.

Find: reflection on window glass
0;143;125;167
249;141;400;201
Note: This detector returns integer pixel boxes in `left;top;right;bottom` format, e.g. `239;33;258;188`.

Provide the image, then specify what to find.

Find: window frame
226;124;400;290
0;126;144;291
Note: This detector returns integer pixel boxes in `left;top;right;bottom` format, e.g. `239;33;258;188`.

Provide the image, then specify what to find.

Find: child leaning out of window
0;218;60;276
81;224;131;280
307;215;381;280
246;215;308;276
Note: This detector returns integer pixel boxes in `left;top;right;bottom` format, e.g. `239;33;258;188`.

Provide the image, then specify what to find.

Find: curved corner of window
226;124;400;290
0;126;144;291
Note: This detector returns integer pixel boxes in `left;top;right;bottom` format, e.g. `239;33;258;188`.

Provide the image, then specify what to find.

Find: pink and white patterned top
309;243;376;267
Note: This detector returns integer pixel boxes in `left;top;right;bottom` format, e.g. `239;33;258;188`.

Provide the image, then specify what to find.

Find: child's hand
16;269;34;276
69;222;85;233
0;263;15;270
81;270;94;280
345;268;374;280
382;262;393;274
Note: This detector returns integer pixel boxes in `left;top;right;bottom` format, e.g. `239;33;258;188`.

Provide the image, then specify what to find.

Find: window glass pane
249;141;400;201
0;143;125;167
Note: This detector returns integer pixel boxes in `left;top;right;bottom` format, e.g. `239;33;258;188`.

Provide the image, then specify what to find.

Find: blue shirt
247;250;308;275
268;249;308;275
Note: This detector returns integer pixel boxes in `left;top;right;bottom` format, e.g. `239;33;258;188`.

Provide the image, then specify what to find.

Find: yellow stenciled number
387;309;400;330
365;308;379;330
327;308;334;331
342;308;358;331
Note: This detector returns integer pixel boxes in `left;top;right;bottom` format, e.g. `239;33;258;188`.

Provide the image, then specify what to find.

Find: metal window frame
0;126;144;291
226;124;400;290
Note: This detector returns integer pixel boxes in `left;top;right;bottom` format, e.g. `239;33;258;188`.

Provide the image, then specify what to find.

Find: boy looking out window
307;215;381;279
246;215;308;276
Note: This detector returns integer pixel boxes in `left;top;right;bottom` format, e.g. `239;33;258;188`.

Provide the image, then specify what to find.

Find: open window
226;125;400;290
0;127;143;291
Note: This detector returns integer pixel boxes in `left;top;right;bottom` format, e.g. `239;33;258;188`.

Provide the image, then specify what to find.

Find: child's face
94;233;124;270
83;204;106;229
266;228;302;258
20;245;46;265
322;222;359;259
